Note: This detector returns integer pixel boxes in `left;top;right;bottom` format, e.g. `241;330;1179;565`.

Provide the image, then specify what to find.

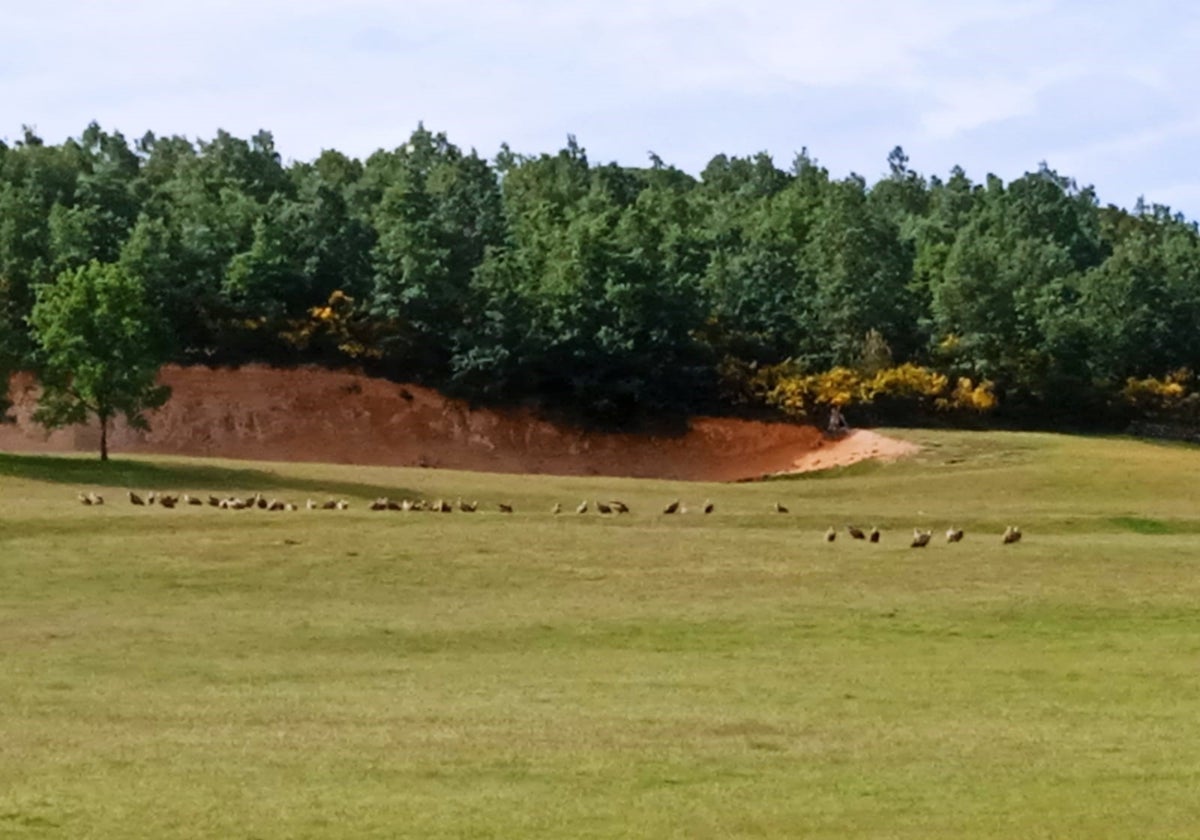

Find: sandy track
1;365;917;481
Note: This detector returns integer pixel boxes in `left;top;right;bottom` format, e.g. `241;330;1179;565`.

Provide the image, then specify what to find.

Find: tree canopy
4;122;1200;431
29;259;170;459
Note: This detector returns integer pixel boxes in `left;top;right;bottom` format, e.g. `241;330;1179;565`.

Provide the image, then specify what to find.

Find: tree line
3;122;1200;439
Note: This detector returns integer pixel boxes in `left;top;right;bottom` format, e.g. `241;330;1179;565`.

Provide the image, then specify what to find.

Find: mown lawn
4;430;1200;838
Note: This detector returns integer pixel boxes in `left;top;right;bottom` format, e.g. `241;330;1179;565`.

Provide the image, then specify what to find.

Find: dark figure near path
828;405;849;436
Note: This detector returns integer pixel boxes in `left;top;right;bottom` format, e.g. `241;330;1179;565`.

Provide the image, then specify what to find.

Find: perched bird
774;502;789;514
370;498;389;511
77;492;93;506
128;490;145;506
387;499;403;511
88;492;104;505
596;501;613;515
609;500;630;514
662;500;680;515
321;499;338;510
284;503;297;511
183;494;202;506
847;525;866;540
208;495;222;507
159;495;178;509
268;499;286;511
576;500;589;515
946;527;965;543
498;503;514;514
825;526;837;542
1002;525;1022;544
551;502;562;515
911;528;932;548
458;498;478;513
305;499;317;510
335;500;350;511
255;494;268;510
146;491;157;505
869;526;881;543
702;500;715;515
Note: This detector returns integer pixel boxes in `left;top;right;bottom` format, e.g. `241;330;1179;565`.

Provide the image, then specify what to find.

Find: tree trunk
100;414;109;462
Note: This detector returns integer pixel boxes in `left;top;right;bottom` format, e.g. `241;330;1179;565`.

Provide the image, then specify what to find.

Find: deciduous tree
29;260;170;460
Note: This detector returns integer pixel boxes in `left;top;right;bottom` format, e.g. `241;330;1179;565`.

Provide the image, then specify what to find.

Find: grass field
4;430;1200;838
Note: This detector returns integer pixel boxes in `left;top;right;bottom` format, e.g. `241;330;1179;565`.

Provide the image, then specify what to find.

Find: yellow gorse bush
749;361;997;421
1121;369;1191;412
280;290;383;359
940;377;998;412
866;363;948;400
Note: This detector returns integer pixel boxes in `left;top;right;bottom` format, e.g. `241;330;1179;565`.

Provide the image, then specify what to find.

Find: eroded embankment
0;365;916;481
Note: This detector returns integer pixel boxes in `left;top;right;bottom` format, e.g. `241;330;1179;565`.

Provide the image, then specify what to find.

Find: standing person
828;405;849;435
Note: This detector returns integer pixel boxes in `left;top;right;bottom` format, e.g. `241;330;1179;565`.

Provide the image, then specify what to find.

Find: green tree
801;175;916;366
930;167;1103;404
0;318;14;422
369;126;504;375
1078;213;1200;381
29;260;170;460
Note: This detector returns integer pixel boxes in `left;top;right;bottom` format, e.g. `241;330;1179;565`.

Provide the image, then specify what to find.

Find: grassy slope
3;430;1200;838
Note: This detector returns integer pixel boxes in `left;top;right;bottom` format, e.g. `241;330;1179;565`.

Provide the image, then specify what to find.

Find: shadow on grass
760;460;886;482
1107;516;1182;535
0;452;420;500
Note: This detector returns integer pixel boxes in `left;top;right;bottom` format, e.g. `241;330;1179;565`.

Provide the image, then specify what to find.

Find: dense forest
3;122;1200;432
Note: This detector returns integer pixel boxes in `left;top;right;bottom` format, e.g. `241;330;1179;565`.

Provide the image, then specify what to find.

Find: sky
3;0;1199;218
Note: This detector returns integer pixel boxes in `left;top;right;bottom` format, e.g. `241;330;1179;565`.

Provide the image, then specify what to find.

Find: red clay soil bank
0;366;917;481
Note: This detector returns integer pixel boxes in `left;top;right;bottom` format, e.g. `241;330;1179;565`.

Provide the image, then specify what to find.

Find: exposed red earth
1;365;917;481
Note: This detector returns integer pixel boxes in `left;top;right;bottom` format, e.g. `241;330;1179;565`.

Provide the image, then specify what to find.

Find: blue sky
4;1;1199;218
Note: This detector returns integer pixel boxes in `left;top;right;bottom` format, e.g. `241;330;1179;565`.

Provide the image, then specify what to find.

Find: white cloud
919;65;1086;140
1051;117;1200;171
1140;181;1200;215
2;0;1199;217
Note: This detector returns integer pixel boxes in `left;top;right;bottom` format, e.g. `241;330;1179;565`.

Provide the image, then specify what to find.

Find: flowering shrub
939;376;998;412
867;363;947;402
281;290;384;359
1120;369;1197;421
747;361;997;422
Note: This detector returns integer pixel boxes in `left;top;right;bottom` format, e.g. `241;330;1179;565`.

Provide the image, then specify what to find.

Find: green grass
5;430;1200;837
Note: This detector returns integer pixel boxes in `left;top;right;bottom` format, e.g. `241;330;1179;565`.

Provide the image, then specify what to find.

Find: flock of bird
76;490;1023;544
824;523;1022;546
75;490;352;510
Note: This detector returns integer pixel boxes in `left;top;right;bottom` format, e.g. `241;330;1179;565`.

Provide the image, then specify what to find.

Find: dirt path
1;365;918;481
